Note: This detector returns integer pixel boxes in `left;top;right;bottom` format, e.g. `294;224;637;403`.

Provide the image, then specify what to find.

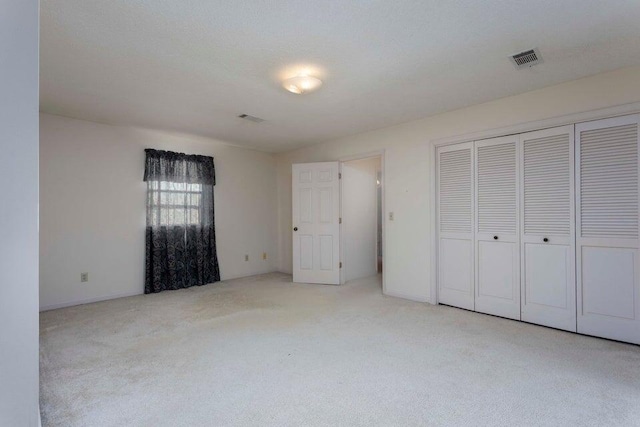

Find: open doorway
341;155;383;287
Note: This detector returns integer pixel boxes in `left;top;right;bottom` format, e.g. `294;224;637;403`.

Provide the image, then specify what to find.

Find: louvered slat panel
524;133;571;235
580;123;638;238
439;148;471;233
477;142;516;234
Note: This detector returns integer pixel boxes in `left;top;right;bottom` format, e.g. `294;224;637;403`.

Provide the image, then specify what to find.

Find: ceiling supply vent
509;48;543;69
238;114;265;123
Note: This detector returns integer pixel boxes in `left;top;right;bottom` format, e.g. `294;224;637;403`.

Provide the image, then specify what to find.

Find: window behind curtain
143;149;220;293
147;181;203;226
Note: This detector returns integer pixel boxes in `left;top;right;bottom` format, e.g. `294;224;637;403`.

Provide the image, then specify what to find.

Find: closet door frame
474;134;521;320
575;114;640;344
436;142;475;310
519;125;576;332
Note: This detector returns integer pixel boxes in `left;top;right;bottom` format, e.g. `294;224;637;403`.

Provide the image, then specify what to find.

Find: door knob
543;237;549;243
493;235;498;240
293;227;298;231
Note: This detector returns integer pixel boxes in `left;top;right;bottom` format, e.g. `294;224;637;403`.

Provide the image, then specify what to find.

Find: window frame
148;180;204;227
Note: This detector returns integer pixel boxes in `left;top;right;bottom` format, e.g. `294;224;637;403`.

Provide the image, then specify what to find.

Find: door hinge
339;172;342;179
339;262;342;268
339;217;342;224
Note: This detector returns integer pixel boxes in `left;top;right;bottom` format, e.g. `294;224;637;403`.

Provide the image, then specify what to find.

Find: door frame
339;150;386;293
430;102;640;306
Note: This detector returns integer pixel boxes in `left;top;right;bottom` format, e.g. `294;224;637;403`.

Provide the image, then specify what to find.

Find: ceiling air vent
509;48;543;69
238;114;265;123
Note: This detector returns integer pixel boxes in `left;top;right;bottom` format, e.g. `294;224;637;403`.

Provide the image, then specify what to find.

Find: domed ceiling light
282;75;323;94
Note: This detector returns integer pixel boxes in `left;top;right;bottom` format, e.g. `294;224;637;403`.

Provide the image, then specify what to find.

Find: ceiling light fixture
282;75;323;94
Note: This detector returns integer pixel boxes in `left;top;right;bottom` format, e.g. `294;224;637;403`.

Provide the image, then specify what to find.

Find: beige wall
39;65;640;310
276;65;640;302
40;114;278;310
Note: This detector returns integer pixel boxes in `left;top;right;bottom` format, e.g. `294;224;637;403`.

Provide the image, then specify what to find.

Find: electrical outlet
245;254;249;262
262;252;267;260
389;212;394;221
80;272;89;282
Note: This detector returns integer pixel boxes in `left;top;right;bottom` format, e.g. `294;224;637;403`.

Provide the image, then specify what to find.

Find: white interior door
576;114;640;344
475;135;520;320
520;126;576;332
292;162;341;285
437;142;474;310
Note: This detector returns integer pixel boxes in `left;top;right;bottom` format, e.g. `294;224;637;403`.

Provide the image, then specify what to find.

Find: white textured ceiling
41;0;640;153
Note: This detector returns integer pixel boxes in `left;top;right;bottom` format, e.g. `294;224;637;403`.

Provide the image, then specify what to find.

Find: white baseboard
383;289;432;304
220;269;279;281
40;290;143;312
39;271;283;312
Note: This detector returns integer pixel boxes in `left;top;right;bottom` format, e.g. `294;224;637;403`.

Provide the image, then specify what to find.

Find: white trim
430;143;438;305
222;269;280;281
431;102;640;147
339;160;344;285
40;271;283;311
429;103;640;309
40;290;143;312
339;150;385;162
380;151;386;295
339;149;386;294
384;289;430;303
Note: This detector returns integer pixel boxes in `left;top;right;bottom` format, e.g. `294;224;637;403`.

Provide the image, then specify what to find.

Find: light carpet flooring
40;273;640;426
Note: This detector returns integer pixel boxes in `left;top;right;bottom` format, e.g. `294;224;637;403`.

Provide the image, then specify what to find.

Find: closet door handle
493;235;498;240
543;237;549;243
293;227;298;232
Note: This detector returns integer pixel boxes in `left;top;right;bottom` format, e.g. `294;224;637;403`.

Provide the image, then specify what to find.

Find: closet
437;142;474;311
475;135;520;320
520;126;575;332
576;115;640;343
436;114;640;345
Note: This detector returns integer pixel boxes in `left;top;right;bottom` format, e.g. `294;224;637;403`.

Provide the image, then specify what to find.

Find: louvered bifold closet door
520;126;576;332
576;114;640;344
475;135;520;320
437;142;474;310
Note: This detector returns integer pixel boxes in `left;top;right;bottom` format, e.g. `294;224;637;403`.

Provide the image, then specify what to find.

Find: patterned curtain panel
143;149;220;294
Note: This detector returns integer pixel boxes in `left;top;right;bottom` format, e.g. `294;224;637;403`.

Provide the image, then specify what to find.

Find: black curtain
144;149;220;293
